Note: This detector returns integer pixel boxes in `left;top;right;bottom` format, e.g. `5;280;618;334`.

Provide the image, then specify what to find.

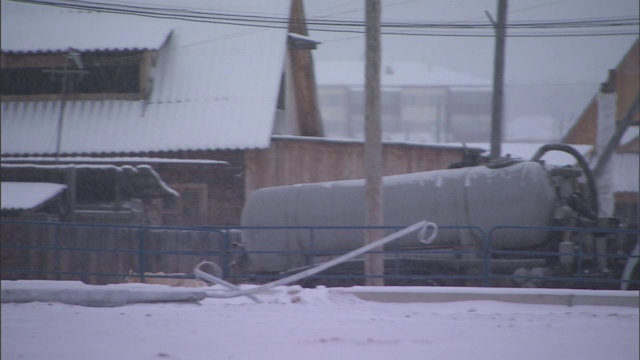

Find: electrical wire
10;0;640;38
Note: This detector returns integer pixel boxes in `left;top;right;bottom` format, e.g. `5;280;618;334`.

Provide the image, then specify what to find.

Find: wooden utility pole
488;0;508;160
364;0;384;286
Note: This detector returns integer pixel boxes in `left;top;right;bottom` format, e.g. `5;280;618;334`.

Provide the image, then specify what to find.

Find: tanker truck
233;144;639;289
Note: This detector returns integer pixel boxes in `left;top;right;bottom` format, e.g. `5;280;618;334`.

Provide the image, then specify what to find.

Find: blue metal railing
0;220;231;283
1;220;638;289
487;225;640;289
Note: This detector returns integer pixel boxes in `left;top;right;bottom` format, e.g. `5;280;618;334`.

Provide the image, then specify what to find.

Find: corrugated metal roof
1;181;66;211
1;0;291;155
1;156;227;165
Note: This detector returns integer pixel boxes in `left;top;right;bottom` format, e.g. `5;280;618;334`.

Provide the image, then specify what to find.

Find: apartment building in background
315;61;492;143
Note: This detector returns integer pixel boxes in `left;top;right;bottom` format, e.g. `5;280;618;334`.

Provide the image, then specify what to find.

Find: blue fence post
138;227;147;282
577;232;584;277
222;229;230;279
308;228;316;267
482;228;491;287
393;228;401;277
54;222;61;280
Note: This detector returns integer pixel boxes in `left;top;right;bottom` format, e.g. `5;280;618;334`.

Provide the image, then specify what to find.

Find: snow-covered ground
2;281;638;360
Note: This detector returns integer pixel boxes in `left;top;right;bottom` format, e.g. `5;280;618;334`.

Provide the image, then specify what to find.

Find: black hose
531;143;599;219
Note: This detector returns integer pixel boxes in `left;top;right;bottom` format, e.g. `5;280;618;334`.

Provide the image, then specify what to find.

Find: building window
428;94;444;106
322;93;344;107
381;90;401;116
403;94;421;107
349;90;364;115
1;50;155;101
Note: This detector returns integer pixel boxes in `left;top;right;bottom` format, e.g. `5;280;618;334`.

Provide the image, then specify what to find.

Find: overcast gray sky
306;0;638;82
304;0;639;140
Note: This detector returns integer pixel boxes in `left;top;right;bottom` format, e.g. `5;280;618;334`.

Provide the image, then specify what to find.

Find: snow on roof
1;0;291;155
287;33;318;42
1;1;172;53
461;143;593;166
1;163;179;197
1;157;227;165
620;127;639;147
2;163;120;170
315;61;491;89
133;164;180;197
288;32;321;48
1;181;66;211
272;135;486;152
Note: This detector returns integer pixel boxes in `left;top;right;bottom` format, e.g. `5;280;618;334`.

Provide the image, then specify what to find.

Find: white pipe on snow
194;261;261;303
195;220;438;299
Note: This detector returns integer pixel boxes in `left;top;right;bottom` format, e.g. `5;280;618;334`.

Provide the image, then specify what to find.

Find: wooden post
64;167;76;222
488;0;507;160
288;0;323;137
364;0;384;286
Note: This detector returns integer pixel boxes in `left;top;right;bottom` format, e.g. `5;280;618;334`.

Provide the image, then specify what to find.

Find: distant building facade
315;61;492;143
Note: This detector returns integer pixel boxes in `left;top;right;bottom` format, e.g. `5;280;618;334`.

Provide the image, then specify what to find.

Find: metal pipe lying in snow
195;221;438;299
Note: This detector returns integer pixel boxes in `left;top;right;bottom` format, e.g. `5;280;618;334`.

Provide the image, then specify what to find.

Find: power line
10;0;640;38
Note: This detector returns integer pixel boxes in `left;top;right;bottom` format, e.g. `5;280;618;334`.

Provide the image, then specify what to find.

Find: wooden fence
1;222;228;285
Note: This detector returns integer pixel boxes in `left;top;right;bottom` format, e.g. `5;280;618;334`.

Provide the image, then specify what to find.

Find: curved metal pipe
531;143;598;219
196;221;437;299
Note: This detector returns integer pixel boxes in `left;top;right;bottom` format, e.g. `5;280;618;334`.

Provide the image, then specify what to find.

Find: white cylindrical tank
240;161;557;272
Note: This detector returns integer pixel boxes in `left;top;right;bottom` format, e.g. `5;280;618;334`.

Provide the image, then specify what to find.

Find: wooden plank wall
563;39;639;144
147;143;469;227
150;150;245;226
244;137;471;195
1;223;227;285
